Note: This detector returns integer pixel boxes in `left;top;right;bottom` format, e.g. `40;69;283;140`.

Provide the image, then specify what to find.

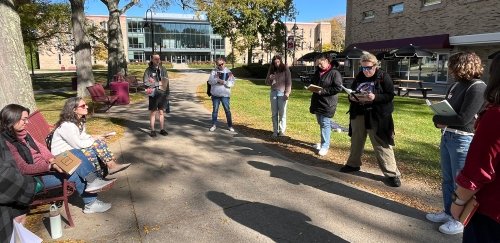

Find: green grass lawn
200;78;442;181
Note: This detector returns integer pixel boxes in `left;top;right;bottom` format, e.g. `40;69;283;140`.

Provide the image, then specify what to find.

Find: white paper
10;221;42;243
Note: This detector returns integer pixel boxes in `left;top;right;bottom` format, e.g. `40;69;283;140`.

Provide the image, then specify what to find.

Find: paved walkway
34;69;461;242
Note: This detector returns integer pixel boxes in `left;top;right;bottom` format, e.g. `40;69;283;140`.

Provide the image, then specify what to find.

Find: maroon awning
347;34;451;53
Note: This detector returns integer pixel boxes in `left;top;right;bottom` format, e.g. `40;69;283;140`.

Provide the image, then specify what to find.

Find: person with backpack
339;52;402;187
208;57;235;132
426;52;487;235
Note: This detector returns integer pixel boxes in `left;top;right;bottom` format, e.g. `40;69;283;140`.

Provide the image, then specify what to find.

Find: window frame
362;10;375;20
389;3;404;14
422;0;442;6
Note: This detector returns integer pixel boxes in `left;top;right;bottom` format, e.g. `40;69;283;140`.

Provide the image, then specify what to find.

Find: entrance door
435;53;449;84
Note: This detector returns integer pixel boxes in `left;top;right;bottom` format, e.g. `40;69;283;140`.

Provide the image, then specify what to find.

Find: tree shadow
247;160;423;220
206;191;348;243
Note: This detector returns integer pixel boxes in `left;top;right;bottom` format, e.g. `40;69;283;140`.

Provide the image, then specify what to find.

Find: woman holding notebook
51;97;130;176
426;52;487;235
0;104;115;214
450;54;500;242
308;54;343;156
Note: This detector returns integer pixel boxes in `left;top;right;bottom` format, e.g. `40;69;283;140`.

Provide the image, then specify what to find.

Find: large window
127;21;143;33
363;10;375;20
389;3;404;14
145;22;211;50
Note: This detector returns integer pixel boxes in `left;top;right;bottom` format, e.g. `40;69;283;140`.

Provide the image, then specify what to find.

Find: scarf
319;64;332;77
1;130;39;164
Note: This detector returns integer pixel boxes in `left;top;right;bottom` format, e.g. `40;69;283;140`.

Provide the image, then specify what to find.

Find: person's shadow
248;160;423;220
206;191;348;243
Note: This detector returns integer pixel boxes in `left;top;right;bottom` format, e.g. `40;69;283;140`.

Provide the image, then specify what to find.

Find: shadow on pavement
247;160;423;221
206;191;348;243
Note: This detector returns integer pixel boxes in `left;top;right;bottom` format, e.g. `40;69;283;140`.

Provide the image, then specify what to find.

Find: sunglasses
361;66;374;71
217;63;224;66
77;104;88;109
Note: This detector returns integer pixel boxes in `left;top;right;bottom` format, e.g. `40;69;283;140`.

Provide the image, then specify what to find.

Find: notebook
52;151;82;175
426;99;457;116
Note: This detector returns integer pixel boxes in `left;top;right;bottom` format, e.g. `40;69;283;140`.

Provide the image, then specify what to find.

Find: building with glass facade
127;13;225;64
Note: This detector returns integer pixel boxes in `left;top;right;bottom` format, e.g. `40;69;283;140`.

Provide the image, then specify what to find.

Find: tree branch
100;0;109;6
120;0;137;14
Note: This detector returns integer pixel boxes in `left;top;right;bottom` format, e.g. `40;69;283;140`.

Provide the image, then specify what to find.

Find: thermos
49;204;62;239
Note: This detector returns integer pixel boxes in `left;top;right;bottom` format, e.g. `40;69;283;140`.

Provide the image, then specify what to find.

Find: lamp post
291;22;299;66
144;8;154;60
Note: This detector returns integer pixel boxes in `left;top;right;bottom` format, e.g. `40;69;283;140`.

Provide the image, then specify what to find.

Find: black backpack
206;81;211;97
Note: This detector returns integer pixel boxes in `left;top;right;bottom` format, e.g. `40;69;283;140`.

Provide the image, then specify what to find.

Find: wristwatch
452;192;466;206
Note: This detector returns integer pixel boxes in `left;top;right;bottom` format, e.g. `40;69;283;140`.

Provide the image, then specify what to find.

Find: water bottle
49;204;62;239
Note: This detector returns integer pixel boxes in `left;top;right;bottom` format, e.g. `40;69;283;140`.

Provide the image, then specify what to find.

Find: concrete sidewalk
35;69;460;242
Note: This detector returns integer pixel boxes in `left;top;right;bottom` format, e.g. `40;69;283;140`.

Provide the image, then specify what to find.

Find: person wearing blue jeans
0;104;117;215
211;96;232;129
308;55;343;156
265;55;292;137
426;52;487;235
208;58;235;132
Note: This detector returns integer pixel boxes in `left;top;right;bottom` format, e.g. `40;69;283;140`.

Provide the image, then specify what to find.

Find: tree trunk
247;47;253;65
0;0;36;110
106;0;128;86
70;0;94;97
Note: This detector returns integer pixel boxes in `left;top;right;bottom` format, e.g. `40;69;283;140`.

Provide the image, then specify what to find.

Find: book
341;85;359;101
425;99;457;116
459;196;479;226
217;71;232;81
305;84;322;92
52;151;82;175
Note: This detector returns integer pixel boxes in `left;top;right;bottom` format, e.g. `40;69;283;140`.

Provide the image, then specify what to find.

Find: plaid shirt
0;138;35;242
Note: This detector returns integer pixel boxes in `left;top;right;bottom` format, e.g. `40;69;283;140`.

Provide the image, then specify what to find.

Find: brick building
345;0;500;83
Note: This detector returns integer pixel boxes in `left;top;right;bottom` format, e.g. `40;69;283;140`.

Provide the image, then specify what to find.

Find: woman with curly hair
51;97;130;176
426;52;487;235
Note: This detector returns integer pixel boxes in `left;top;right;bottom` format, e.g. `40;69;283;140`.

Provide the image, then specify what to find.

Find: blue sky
85;0;346;22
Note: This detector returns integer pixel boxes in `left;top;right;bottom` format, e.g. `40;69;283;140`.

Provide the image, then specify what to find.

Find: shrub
242;63;270;78
92;64;106;70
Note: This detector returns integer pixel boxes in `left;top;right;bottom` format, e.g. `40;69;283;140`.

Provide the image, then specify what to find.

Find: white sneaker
426;211;451;223
83;199;112;214
315;143;321;150
209;125;216;132
318;148;328;156
228;127;235;132
439;219;464;235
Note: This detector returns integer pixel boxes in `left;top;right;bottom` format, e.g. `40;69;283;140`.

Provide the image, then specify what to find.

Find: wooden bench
25;110;76;227
86;83;118;113
394;79;433;98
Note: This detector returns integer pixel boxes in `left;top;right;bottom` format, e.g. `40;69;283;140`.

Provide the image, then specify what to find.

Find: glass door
435;53;449;83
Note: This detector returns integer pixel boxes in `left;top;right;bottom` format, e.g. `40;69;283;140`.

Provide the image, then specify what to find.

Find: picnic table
393;79;432;98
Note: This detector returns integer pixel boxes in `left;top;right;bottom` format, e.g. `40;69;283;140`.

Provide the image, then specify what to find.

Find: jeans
270;90;288;134
440;131;472;215
42;149;97;205
315;114;332;149
211;96;232;127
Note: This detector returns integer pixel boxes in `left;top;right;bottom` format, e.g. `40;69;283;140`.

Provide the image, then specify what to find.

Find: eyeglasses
217;63;224;67
20;118;29;124
361;66;374;71
77;104;88;109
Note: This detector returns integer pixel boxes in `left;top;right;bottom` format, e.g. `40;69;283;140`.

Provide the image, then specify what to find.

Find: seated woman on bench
51;97;130;176
0;104;115;214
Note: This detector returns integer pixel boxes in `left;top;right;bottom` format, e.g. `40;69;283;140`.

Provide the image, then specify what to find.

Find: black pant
463;213;500;243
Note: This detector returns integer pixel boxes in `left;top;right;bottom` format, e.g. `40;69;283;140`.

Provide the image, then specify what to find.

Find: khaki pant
346;115;401;177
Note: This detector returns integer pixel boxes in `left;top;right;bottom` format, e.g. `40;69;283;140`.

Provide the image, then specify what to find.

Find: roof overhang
449;32;500;45
347;34;451;53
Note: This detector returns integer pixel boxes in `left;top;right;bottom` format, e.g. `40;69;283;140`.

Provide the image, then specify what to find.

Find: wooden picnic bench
86;83;118;113
25;110;76;227
393;79;432;98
